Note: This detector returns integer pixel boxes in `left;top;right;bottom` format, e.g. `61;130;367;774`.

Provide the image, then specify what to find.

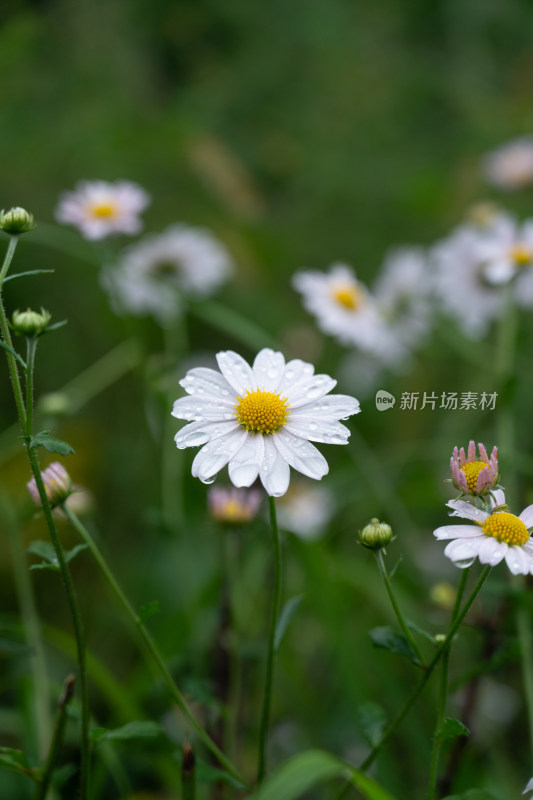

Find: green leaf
388;556;403;580
247;749;398;800
407;620;439;646
29;430;75;455
369;626;418;664
0;747;39;781
437;717;470;742
275;594;303;651
3;269;54;283
194;760;248;791
0;339;26;369
139;600;160;623
90;721;163;748
42;319;68;334
28;541;87;572
358;702;387;747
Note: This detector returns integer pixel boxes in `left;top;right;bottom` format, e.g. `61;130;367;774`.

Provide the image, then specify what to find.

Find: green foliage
27;540;87;571
90;720;163;748
369;625;419;664
437;717;470;742
29;430;75;455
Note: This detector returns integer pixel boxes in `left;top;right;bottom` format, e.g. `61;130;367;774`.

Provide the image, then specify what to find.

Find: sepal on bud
358;517;394;551
12;307;51;337
0;207;35;235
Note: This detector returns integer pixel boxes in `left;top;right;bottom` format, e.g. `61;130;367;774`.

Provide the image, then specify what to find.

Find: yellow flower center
510;243;532;266
331;285;363;311
460;461;487;493
482;511;529;545
90;202;118;218
234;389;289;435
216;499;251;523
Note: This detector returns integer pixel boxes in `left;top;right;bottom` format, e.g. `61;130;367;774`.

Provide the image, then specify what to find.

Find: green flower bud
358;517;394;551
0;207;35;235
12;307;51;337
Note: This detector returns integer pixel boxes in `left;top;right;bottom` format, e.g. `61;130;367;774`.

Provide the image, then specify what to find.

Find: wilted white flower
208;486;262;524
55;180;150;240
101;224;233;324
277;483;333;539
172;348;360;497
483;137;533;190
292;264;392;356
450;440;499;496
434;489;533;574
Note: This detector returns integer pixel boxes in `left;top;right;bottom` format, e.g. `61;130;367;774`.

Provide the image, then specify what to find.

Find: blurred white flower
469;213;533;288
101;224;234;325
373;247;432;364
483;136;533;190
292;264;392;356
55;180;150;240
434;489;533;574
431;224;505;338
172;348;360;497
524;776;533;795
277;482;333;539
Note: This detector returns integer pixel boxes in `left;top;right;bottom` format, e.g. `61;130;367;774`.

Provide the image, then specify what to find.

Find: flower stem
35;675;75;800
60;505;247;788
358;566;490;773
426;568;470;799
0;236;27;429
25;338;37;434
0;235;18;283
257;496;283;784
515;576;533;762
375;550;424;666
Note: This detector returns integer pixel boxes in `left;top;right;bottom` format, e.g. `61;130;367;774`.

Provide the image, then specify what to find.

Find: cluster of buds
358;518;394;551
27;462;73;509
0;207;34;235
12;308;51;337
450;440;499;496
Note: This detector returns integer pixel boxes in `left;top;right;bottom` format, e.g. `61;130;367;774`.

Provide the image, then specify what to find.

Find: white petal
276;358;315;398
290;394;360;421
523;777;533;795
483;258;516;285
273;429;329;480
286;417;351;444
191;430;246;482
490;489;506;508
179;367;235;400
520;504;533;528
477;537;508;566
446;499;489;524
288;375;338;407
174;419;239;449
171;396;235;421
259;437;291;497
434;525;484;541
252;349;286;392
504;545;531;575
216;351;254;395
228;433;264;487
443;538;480;567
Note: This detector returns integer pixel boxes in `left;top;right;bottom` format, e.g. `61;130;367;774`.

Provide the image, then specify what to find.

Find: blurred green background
2;0;533;797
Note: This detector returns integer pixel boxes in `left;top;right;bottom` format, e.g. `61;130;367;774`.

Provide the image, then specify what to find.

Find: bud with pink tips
450;440;499;496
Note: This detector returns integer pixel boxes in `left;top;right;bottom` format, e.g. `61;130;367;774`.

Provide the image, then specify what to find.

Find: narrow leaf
0;339;26;369
369;626;418;663
407;620;439;646
42;319;68;334
90;720;163;747
139;600;161;623
4;269;54;282
0;747;38;781
275;594;303;651
437;717;470;742
29;430;75;455
247;749;398;800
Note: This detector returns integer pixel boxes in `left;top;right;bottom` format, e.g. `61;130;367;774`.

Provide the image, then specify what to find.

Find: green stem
35;675;75;800
515;576;533;762
426;569;470;799
61;505;247;788
375;550;424;666
0;235;18;283
26;338;37;435
257;497;283;784
0;238;26;430
358;566;490;773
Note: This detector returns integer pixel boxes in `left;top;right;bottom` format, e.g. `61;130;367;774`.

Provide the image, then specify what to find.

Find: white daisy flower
292;264;392;356
434;489;533;575
55;180;150;240
469;213;533;287
101;224;234;325
172;348;360;497
430;224;505;338
483;136;533;190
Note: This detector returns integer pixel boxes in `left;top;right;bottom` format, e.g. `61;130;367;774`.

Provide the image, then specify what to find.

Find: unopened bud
0;207;35;235
27;462;73;508
12;308;51;337
358;518;394;551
